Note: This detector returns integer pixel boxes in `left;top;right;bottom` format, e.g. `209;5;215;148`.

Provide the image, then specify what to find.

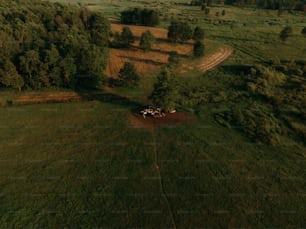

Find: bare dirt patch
129;112;195;128
15;92;83;104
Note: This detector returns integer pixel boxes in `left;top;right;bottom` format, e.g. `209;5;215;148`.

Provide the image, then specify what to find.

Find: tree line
120;8;160;26
0;0;110;90
190;0;306;10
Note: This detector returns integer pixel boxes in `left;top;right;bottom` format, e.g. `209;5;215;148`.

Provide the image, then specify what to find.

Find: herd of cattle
139;107;176;118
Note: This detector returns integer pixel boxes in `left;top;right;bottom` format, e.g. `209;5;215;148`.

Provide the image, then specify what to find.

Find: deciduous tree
140;30;155;51
193;41;205;57
118;62;140;87
149;67;178;111
193;26;204;41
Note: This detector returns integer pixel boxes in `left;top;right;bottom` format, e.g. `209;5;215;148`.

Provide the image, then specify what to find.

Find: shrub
193;41;205;57
193;26;205;41
140;30;155;51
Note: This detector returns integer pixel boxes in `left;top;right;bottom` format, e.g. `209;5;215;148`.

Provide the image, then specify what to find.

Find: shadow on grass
118;55;164;66
128;45;190;58
219;64;251;75
77;90;145;113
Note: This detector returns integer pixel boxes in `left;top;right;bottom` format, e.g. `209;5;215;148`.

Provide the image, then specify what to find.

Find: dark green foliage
121;27;135;45
121;8;159;26
226;0;305;10
0;0;110;90
215;105;283;144
74;44;107;89
0;60;24;90
280;26;293;41
222;9;226;16
193;41;205;57
149;67;178;111
168;21;193;43
139;30;155;51
205;8;210;15
112;27;135;48
118;62;140;87
190;0;206;6
168;51;180;65
193;26;205;41
245;64;286;96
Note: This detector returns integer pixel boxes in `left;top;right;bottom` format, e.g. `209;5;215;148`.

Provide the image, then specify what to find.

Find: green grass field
1;0;306;228
1;99;305;227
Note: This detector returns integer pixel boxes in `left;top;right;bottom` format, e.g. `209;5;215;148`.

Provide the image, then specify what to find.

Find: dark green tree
193;26;205;41
121;8;159;26
118;62;140;87
0;60;24;90
75;44;107;89
140;30;155;51
43;45;62;87
18;50;44;89
193;41;205;57
121;27;135;47
149;67;178;111
89;13;110;46
59;56;77;88
168;21;193;43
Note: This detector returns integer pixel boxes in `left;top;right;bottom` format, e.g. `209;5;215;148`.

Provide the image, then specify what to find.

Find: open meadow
1;0;306;228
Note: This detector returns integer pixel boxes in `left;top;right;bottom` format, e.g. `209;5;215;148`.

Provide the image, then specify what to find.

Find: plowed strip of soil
106;23;193;76
14;92;84;104
198;47;234;72
129;112;195;128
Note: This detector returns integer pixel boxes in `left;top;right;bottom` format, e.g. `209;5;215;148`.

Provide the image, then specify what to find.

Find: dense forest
0;0;110;90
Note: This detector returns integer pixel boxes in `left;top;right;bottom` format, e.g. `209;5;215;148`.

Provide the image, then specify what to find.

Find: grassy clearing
0;100;305;228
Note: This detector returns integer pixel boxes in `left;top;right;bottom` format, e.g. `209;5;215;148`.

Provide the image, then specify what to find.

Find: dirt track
198;47;234;72
14;92;83;104
129;112;195;128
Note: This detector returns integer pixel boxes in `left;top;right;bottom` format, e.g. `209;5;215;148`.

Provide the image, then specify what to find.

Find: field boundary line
151;128;177;229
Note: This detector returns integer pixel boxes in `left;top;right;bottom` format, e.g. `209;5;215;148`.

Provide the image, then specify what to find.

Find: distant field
51;0;306;64
106;23;229;77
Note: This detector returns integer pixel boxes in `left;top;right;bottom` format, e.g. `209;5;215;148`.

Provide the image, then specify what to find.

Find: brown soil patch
15;92;83;104
106;24;193;77
129;112;195;128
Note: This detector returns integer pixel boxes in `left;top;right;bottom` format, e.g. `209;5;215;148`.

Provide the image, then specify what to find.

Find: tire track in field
198;47;234;72
150;129;177;229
